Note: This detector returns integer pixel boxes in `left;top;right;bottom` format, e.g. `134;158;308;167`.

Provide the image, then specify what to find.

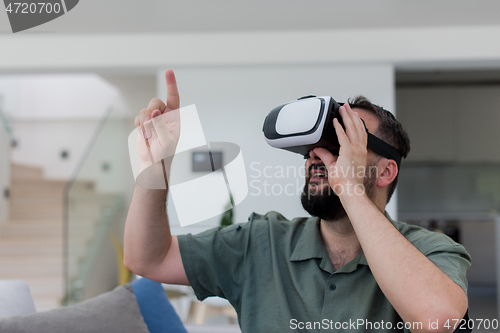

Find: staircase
0;163;126;310
0;164;66;311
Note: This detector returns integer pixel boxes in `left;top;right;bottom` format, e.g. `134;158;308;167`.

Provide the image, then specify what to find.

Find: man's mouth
309;165;328;182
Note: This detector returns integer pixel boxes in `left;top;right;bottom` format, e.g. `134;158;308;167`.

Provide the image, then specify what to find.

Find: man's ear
376;159;398;189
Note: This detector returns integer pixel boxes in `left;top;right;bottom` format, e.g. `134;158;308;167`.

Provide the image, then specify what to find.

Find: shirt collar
289;216;324;262
289;213;399;270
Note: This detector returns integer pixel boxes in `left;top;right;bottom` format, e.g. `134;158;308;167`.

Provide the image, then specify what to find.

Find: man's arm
314;104;467;332
123;70;189;285
341;195;467;331
124;186;188;285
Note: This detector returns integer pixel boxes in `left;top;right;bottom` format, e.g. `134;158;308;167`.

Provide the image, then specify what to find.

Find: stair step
10;184;65;191
0;245;62;255
0;254;62;263
11;178;67;185
11;164;44;179
0;225;62;237
6;218;63;224
11;201;63;208
0;235;63;245
10;208;64;216
0;266;63;278
10;188;65;196
66;180;95;192
10;212;64;219
10;192;64;199
0;258;62;267
10;194;64;204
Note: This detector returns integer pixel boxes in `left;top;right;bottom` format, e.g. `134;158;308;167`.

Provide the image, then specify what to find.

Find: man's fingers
340;104;358;143
139;108;153;131
354;112;368;144
143;117;156;142
144;109;163;140
147;98;166;113
152;112;176;156
136;70;178;133
312;148;336;169
165;69;180;111
333;118;349;149
151;109;162;119
344;103;367;139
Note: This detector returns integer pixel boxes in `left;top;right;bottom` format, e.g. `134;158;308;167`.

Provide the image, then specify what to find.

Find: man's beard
301;163;377;222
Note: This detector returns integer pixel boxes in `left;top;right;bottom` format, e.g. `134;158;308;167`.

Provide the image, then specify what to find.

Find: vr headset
262;96;403;167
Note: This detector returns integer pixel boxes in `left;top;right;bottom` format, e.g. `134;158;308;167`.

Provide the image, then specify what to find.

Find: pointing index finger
165;69;180;111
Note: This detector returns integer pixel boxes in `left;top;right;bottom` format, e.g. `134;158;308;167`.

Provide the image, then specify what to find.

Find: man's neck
320;216;362;271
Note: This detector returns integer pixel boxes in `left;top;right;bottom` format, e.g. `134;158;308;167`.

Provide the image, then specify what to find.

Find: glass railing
0;96;15;146
63;108;135;305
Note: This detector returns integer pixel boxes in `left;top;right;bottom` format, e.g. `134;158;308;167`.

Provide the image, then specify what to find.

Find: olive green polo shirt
177;211;471;332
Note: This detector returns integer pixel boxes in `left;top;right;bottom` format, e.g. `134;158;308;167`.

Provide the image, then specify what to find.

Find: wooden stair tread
11;164;44;179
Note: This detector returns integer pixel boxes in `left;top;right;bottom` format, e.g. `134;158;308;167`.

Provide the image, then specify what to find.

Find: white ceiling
1;0;500;34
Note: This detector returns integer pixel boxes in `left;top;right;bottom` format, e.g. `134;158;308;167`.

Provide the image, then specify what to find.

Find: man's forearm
123;184;171;276
341;194;467;332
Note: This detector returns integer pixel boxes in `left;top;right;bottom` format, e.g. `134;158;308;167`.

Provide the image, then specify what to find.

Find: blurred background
1;0;500;330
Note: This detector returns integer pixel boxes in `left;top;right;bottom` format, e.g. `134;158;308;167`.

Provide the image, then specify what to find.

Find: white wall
0;75;127;120
0;74;129;183
158;64;396;231
11;119;98;179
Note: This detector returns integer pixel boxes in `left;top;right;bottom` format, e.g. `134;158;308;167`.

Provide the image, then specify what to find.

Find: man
124;70;471;332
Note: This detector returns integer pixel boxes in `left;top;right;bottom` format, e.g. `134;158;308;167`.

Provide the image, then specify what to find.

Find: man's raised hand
313;104;368;196
134;70;181;188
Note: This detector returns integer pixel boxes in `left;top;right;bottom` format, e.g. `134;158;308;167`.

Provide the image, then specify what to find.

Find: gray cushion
0;284;150;333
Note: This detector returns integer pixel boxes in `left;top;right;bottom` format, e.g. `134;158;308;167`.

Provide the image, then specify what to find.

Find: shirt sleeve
177;222;250;304
395;220;472;296
424;241;471;295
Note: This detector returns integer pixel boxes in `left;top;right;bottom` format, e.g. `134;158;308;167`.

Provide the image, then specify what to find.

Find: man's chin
301;185;346;222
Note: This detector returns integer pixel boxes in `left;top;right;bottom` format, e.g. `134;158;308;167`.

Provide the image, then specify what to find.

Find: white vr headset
262;96;403;167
